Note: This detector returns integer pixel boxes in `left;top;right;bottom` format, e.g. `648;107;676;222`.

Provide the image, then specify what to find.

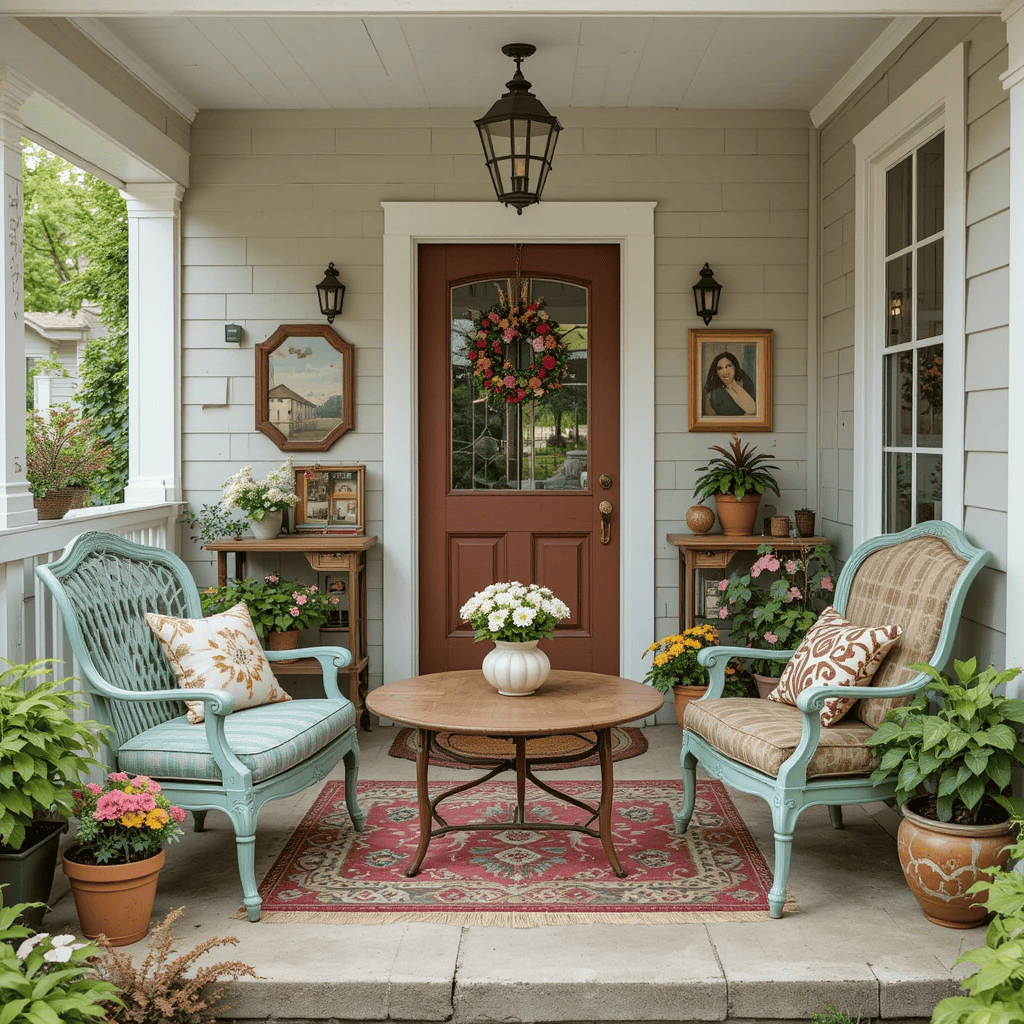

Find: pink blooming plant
718;541;836;680
200;574;334;639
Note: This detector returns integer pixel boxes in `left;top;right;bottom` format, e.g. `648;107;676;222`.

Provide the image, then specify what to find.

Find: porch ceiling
55;13;903;114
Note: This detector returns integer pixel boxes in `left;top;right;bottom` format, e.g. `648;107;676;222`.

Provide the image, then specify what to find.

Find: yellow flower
120;811;144;828
653;653;669;667
682;638;701;649
145;808;169;830
668;643;686;658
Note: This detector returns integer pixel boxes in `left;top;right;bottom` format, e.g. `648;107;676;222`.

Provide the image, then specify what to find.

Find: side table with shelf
205;535;377;729
667;533;830;631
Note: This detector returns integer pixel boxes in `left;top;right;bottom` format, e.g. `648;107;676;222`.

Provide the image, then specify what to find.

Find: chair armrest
697;646;795;699
85;672;237;716
264;644;354;703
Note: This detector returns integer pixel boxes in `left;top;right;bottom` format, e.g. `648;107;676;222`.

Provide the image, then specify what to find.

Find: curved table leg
515;737;527;824
597;727;627;877
406;727;434;877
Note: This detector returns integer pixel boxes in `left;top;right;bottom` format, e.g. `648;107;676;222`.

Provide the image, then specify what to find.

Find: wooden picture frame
293;464;365;535
256;324;354;451
688;328;773;432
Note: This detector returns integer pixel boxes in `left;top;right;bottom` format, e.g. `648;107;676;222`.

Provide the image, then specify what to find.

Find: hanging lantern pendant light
475;43;562;215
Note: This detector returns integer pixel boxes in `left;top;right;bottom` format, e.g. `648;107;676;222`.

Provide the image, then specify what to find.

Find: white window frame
853;43;965;546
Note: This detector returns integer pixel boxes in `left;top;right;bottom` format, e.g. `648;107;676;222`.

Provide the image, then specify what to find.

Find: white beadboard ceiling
85;14;899;112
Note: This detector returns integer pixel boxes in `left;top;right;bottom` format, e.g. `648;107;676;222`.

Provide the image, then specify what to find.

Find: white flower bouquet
221;458;298;521
459;582;571;643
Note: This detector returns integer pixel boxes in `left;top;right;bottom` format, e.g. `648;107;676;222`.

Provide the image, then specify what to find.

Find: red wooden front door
418;243;620;674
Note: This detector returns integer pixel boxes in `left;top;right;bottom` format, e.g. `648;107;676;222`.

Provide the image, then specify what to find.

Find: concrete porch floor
41;722;981;1023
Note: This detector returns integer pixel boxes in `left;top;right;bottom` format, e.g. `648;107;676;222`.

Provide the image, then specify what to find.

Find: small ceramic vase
686;505;716;535
249;510;283;540
481;639;551;696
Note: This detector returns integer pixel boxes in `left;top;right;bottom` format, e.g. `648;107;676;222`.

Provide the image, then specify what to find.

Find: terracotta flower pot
713;493;761;536
267;628;300;664
671;684;708;728
753;673;779;699
62;847;164;946
897;797;1013;929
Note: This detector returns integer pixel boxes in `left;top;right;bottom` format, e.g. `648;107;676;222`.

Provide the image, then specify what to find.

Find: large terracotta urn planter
62;847;164;945
671;684;707;728
897;797;1013;928
713;493;761;536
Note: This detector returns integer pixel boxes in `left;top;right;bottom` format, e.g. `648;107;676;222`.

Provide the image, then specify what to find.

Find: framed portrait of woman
688;328;773;432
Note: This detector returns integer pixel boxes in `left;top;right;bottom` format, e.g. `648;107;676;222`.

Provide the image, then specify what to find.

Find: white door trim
382;201;656;685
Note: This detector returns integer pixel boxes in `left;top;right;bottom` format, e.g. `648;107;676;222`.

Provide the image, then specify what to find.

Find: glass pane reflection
450;277;589;492
916;238;943;340
917;343;943;448
883;352;913;447
886;253;912;347
917;133;944;240
917;453;942;523
884;451;913;534
886;155;913;256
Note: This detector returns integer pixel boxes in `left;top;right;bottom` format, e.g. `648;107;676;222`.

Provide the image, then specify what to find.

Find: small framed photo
324;575;348;625
293;464;365;534
703;578;723;620
688;328;773;432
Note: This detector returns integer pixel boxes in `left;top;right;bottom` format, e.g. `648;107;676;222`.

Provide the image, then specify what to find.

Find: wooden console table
667;533;830;631
206;535;377;729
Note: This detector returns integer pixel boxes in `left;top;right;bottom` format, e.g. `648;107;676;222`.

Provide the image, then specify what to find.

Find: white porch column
0;68;37;528
1003;4;1024;693
122;183;183;504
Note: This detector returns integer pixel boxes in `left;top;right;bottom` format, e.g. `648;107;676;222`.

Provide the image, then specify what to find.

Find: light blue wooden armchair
36;531;364;922
677;521;990;918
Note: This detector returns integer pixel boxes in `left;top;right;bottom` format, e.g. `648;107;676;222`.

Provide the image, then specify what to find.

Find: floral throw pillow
767;605;903;727
145;601;291;724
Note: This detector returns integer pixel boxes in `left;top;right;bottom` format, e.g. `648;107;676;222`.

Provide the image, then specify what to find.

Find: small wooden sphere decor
686;505;716;535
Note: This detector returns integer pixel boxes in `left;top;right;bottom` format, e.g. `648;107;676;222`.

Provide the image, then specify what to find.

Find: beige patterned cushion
844;537;967;728
767;606;903;726
683;698;880;779
145;602;291;724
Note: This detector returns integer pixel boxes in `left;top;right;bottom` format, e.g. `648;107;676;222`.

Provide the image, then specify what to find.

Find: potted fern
0;660;106;928
693;433;781;536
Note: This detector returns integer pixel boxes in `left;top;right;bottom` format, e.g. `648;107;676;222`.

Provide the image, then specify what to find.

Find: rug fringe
232;908;795;926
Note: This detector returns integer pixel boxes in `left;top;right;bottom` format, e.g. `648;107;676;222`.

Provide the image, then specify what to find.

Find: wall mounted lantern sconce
316;262;346;323
475;43;562;215
693;263;722;326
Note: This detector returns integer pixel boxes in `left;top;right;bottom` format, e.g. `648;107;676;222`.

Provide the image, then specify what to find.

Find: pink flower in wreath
492;342;501;353
531;337;545;352
536;322;551;334
504;375;516;387
476;339;486;349
503;328;515;342
527;302;538;312
542;355;557;370
764;631;778;644
488;312;500;323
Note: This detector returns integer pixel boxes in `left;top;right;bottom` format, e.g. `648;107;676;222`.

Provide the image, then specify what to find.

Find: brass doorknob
599;501;613;545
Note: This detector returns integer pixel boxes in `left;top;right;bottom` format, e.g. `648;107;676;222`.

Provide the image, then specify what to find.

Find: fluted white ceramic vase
249;510;283;540
481;639;551;696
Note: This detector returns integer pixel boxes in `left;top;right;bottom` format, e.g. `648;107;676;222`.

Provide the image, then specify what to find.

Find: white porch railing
0;502;181;672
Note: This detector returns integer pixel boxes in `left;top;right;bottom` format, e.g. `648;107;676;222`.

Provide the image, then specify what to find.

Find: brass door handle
599;500;613;545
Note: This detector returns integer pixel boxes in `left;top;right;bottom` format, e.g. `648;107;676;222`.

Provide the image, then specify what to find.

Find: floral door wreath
464;282;570;405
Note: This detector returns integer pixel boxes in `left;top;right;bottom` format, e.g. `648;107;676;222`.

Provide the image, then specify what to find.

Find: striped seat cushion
683;697;880;779
117;699;357;783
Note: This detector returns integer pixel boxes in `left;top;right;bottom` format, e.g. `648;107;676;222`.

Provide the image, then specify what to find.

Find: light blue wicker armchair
36;531;364;922
676;521;990;918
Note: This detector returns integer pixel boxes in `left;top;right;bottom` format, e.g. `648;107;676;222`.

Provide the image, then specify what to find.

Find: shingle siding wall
818;16;1008;668
182;107;812;679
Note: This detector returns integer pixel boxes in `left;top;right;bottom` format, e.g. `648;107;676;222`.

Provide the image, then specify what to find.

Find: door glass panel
886;155;913;256
886;253;912;347
917;343;943;448
917;132;944;240
883;451;912;534
916;238;943;339
883;351;913;447
917;453;942;523
450;277;589;491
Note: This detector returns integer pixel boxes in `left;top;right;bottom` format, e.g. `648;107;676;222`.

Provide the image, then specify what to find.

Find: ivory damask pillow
145;601;291;724
767;605;903;727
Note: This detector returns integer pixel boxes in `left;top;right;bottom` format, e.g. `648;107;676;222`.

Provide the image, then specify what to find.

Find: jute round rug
387;726;648;770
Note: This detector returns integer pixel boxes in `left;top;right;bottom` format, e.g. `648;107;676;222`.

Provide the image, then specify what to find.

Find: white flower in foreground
16;933;49;960
42;935;88;963
512;606;537;627
488;609;509;632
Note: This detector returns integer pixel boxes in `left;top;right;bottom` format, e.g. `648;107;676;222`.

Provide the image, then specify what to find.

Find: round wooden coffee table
365;669;663;877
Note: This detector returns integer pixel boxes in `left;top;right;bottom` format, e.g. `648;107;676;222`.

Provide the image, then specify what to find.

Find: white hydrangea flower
488;609;509;632
512;606;537;627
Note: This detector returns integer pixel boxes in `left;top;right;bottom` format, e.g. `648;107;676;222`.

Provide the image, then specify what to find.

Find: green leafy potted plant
693;433;780;536
0;891;120;1024
719;542;835;696
868;658;1024;928
26;404;111;519
179;502;249;547
0;659;107;927
201;574;334;656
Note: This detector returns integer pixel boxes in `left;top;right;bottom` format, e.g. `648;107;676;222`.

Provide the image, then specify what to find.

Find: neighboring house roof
268;383;314;407
24;304;105;349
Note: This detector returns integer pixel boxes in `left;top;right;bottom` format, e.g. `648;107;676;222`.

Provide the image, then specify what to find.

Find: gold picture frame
293;464;365;535
688;328;773;432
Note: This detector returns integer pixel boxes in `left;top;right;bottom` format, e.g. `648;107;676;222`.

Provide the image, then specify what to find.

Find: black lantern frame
475;44;562;215
692;262;722;326
316;262;346;323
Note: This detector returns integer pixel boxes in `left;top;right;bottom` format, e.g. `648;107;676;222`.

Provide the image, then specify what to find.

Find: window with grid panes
881;131;944;533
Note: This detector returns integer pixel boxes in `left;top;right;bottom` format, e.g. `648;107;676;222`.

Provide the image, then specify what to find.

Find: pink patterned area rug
249;779;791;924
